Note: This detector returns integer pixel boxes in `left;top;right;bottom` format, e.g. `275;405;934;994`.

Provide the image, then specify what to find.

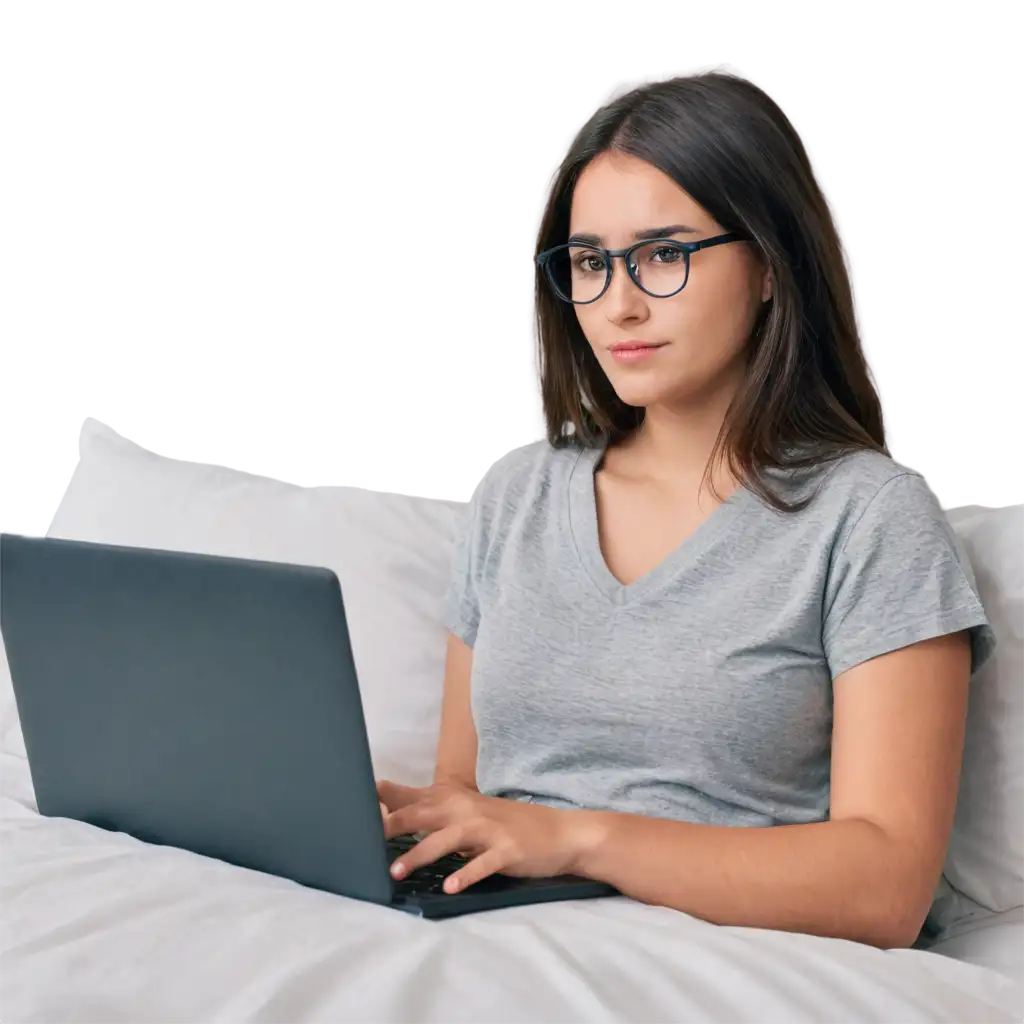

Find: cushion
924;503;1024;936
46;413;528;532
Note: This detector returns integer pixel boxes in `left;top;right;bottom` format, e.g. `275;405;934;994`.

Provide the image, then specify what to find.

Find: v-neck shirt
441;436;996;828
569;441;755;606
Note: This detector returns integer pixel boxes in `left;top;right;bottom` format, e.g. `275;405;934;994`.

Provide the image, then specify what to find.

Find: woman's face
568;151;771;411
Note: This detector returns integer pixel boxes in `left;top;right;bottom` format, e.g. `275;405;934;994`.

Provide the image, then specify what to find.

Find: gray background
2;8;1024;532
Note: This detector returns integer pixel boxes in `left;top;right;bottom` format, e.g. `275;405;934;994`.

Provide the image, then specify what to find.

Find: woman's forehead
573;159;708;237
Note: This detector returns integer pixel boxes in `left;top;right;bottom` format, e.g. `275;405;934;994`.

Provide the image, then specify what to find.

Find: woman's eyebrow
567;224;699;245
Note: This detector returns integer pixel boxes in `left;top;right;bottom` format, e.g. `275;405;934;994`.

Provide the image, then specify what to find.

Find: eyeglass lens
545;242;689;303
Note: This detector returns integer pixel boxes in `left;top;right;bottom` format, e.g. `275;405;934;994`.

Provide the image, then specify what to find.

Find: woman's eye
573;254;605;273
652;246;683;263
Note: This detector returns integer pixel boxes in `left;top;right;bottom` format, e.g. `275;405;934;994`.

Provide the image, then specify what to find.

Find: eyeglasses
535;231;750;304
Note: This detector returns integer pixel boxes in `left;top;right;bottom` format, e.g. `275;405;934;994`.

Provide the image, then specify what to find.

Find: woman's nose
602;256;651;315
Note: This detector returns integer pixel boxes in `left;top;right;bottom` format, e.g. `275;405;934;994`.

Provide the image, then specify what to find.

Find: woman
376;69;996;949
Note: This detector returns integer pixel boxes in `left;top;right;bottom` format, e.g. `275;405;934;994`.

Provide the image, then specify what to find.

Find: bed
1;417;1021;1023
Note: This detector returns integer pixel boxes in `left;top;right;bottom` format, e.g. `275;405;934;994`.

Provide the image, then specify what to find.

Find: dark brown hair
533;68;889;513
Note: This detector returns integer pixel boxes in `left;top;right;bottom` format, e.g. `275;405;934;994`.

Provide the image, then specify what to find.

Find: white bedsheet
925;906;1024;989
2;750;1021;1024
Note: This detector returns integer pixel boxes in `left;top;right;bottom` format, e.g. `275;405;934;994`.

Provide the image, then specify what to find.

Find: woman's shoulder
751;444;950;545
819;445;926;492
826;446;940;512
462;437;579;523
764;445;957;561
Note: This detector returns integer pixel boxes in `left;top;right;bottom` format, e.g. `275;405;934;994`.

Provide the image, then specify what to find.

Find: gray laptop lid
0;533;395;906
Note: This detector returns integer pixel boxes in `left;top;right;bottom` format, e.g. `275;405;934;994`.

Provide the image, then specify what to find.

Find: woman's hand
376;778;594;894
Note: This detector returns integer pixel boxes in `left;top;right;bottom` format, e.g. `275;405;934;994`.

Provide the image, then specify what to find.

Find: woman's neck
621;404;734;486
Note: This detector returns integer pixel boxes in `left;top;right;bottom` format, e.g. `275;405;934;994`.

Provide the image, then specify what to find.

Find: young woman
376;70;996;949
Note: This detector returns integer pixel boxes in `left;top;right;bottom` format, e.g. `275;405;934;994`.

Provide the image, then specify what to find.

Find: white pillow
55;430;495;520
0;417;467;787
925;503;1024;936
48;413;528;532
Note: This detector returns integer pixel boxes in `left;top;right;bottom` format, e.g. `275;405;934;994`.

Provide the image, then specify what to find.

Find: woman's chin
610;381;672;407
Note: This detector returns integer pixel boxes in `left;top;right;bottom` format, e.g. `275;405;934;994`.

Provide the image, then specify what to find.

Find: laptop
0;533;618;919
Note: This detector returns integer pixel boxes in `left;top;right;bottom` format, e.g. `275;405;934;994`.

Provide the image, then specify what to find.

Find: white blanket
2;752;1021;1023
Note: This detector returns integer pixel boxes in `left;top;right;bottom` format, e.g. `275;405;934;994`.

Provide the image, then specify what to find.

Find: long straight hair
534;69;888;513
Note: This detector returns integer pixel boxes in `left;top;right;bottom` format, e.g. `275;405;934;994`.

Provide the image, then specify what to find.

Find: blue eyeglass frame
535;231;751;304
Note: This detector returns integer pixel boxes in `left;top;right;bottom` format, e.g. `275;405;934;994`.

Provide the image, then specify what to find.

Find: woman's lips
609;343;668;363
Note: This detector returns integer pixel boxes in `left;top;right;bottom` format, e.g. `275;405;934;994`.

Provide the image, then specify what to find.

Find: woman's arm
380;633;478;831
567;631;972;949
433;631;480;792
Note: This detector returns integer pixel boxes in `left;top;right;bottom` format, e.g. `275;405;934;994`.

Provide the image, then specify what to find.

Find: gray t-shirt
441;437;997;828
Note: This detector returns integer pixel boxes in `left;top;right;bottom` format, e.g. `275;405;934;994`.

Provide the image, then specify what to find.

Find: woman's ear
761;269;773;303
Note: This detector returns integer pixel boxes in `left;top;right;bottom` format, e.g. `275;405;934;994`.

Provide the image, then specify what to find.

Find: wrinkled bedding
2;751;1021;1024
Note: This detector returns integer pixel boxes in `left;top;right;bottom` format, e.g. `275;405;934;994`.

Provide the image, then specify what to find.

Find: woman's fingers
376;778;419;811
379;800;389;823
385;802;432;843
443;847;507;894
390;826;470;879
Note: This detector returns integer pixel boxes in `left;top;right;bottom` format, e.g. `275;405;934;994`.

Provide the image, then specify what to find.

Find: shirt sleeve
821;472;997;681
441;471;489;648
